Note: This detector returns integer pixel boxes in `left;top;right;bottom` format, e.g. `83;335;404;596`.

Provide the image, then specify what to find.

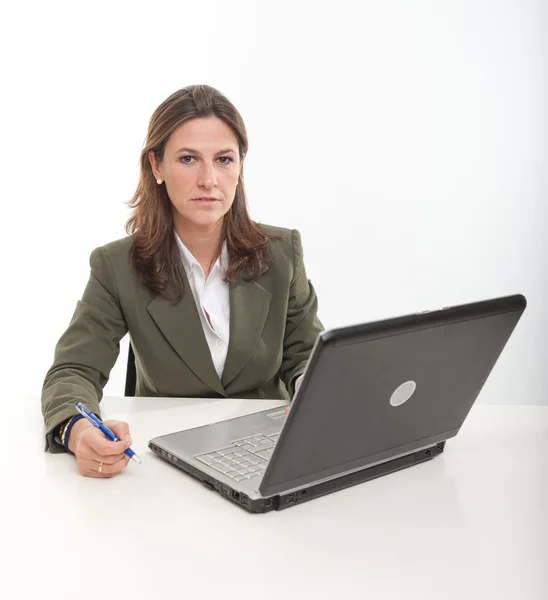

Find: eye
218;156;234;165
179;156;195;164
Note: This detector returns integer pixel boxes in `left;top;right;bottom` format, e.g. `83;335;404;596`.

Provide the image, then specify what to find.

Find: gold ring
98;462;104;473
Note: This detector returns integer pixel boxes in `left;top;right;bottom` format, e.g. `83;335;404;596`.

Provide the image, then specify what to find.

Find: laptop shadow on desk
258;458;486;585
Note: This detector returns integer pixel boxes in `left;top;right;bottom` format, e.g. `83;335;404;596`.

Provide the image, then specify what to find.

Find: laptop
148;293;526;512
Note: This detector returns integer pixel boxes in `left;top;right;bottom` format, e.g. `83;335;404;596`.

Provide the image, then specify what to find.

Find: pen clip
75;401;89;417
74;402;99;427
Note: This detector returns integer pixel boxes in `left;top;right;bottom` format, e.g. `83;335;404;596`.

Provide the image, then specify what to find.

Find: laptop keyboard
195;433;279;482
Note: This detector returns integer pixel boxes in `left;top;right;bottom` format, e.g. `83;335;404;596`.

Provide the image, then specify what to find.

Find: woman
41;84;323;478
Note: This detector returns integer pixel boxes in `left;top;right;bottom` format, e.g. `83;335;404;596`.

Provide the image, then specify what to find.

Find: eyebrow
175;147;237;156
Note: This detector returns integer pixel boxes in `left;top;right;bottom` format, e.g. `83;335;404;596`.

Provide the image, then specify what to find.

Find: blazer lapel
147;285;226;396
222;278;272;388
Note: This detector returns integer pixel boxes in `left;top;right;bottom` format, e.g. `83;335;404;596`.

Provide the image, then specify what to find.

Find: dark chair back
125;342;137;396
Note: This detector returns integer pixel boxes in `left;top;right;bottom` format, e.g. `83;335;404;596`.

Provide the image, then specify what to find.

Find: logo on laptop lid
390;381;417;407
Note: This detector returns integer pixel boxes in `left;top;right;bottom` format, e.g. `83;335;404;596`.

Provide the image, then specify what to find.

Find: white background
1;0;546;405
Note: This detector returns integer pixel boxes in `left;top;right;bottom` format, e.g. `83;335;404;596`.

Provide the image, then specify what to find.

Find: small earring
156;178;163;185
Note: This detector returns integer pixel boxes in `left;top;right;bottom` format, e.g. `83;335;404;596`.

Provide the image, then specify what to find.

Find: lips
192;197;220;201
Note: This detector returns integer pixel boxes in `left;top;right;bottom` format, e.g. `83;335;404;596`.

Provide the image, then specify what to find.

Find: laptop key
195;435;276;474
217;448;234;456
255;449;273;461
253;444;274;455
214;464;232;474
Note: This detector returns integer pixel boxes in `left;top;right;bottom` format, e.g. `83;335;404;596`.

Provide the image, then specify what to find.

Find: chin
183;210;227;229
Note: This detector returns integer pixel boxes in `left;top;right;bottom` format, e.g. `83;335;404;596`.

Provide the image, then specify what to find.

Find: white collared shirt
174;232;303;394
175;233;230;379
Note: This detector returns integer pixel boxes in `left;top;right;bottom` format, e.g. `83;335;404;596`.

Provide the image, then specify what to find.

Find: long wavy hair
126;84;277;303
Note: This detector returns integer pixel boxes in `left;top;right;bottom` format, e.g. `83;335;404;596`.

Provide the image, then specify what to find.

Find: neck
175;217;224;274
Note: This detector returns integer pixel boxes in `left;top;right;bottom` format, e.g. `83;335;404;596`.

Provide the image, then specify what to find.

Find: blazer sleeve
281;230;324;397
41;247;128;452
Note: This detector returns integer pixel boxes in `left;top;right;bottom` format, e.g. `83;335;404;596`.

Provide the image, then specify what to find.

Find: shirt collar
175;231;228;278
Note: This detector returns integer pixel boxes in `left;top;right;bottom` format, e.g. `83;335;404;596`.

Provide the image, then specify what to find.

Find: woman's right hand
68;418;133;478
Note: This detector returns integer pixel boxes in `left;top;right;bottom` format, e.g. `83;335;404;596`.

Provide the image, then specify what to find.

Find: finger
73;430;127;464
97;455;130;476
78;456;130;478
83;427;131;457
77;445;129;465
104;420;132;444
76;459;109;478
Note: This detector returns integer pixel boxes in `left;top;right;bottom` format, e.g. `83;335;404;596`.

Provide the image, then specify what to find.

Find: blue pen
75;401;142;464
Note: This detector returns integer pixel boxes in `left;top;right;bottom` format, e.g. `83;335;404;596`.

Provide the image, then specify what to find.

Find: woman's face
149;117;241;232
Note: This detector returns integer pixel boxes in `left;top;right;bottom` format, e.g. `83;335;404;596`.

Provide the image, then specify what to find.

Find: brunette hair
126;84;276;302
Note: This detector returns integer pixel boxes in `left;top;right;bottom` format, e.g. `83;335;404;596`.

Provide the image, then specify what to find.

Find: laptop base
149;440;446;513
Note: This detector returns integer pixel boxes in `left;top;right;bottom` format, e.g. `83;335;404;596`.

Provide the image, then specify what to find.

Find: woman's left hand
286;375;303;413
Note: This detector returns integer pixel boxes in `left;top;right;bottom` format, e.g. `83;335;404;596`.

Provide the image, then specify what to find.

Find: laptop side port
279;490;307;509
231;490;250;507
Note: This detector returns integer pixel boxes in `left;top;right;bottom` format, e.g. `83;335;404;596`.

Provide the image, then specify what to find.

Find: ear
148;150;163;180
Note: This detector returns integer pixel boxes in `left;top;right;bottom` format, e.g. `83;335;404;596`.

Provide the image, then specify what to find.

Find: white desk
3;396;547;600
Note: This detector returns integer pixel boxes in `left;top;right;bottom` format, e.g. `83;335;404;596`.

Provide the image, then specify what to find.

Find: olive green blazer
41;224;323;452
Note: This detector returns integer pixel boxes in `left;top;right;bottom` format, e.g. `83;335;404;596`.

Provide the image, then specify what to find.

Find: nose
197;162;218;189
